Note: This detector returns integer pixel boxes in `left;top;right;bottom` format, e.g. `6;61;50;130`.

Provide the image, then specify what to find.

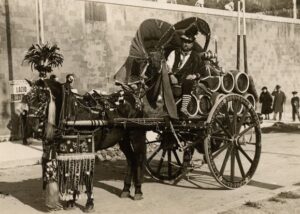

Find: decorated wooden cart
58;16;261;190
22;15;262;211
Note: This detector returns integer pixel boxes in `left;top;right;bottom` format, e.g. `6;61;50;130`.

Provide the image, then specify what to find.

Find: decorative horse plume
23;43;64;78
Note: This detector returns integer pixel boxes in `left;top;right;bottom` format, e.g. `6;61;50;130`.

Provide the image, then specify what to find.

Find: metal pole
36;0;44;44
237;1;241;71
242;0;248;74
293;0;297;19
35;0;40;44
39;0;45;44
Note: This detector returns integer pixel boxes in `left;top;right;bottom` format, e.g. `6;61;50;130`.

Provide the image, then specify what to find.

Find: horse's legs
119;134;135;198
129;130;146;200
84;175;94;213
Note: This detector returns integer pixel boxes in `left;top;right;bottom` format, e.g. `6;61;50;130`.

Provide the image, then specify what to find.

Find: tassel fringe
57;154;95;201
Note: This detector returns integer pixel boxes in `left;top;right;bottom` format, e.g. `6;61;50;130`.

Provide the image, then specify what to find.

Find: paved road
0;132;300;214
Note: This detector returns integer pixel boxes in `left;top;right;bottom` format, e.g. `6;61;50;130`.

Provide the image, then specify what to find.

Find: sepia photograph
0;0;300;213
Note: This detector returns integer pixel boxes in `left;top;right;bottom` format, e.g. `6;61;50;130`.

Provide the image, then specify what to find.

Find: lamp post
293;0;297;19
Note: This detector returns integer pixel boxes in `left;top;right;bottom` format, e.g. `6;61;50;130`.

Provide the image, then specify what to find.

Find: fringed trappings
46;89;56;140
57;154;95;201
42;154;60;209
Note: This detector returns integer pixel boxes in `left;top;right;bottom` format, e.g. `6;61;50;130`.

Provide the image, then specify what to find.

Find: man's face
181;40;194;52
67;75;74;84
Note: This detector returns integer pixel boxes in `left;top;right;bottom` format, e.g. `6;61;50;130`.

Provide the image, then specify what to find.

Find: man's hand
169;74;178;84
186;74;197;80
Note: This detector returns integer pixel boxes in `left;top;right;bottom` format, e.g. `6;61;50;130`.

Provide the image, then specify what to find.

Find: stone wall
1;0;300;137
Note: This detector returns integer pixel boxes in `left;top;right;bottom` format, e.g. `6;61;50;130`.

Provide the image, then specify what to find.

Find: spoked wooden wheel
204;94;261;189
146;131;184;181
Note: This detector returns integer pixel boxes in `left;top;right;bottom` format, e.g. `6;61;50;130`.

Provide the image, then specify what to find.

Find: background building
1;0;300;139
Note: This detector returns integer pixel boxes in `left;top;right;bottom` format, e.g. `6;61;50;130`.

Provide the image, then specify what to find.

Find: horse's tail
45;89;56;140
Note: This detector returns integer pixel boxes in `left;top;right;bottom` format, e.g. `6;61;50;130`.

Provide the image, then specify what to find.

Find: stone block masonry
0;0;300;137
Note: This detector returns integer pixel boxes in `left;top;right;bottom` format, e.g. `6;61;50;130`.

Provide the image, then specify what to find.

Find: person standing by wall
259;86;273;120
291;91;300;122
63;74;77;93
272;85;286;121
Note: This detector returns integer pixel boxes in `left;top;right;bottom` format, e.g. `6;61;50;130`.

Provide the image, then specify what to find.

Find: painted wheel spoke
210;135;230;142
146;140;162;144
232;100;238;135
212;142;230;159
236;149;245;177
216;118;232;138
211;129;224;136
220;145;232;176
172;149;182;166
238;124;256;138
231;147;235;182
147;145;162;163
223;104;233;135
237;145;253;164
167;150;172;179
156;150;167;174
237;107;249;133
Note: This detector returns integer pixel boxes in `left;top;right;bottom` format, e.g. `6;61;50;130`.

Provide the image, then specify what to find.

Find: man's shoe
180;110;189;118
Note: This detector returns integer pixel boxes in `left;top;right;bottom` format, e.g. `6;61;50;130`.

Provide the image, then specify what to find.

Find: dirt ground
220;189;300;214
1;132;300;214
1;163;300;214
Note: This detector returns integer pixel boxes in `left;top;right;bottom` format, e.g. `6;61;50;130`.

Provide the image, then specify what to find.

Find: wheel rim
204;94;261;189
146;131;184;181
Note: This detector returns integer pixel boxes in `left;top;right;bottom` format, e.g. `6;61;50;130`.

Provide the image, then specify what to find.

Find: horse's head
22;79;62;140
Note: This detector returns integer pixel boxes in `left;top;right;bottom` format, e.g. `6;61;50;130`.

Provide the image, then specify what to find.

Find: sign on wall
9;80;31;102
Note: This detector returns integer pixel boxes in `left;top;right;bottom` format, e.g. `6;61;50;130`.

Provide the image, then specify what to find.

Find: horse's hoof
120;191;130;198
63;200;75;210
84;202;94;213
133;193;143;201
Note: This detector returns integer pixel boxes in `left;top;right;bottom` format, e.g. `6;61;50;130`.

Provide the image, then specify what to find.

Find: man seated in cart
167;33;202;117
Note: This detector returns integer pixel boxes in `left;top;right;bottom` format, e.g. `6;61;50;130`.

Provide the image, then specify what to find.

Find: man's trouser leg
273;112;277;120
279;112;282;121
292;108;296;121
181;79;193;116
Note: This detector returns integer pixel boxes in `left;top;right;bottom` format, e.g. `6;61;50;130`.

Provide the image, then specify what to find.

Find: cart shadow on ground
0;159;283;212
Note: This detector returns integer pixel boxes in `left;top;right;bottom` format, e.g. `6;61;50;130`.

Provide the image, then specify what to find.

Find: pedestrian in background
259;86;273;120
272;85;286;121
63;73;78;93
291;91;300;122
224;0;234;11
195;0;204;7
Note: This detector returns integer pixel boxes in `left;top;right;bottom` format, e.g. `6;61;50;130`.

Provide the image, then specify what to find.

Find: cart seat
172;84;182;98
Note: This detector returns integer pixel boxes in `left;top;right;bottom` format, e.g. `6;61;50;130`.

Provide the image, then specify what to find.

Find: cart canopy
114;17;211;119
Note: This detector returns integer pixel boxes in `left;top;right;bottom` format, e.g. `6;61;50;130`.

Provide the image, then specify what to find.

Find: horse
23;77;149;212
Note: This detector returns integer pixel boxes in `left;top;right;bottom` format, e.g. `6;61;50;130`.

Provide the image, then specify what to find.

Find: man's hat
292;91;298;94
261;86;267;90
276;85;281;89
180;34;195;43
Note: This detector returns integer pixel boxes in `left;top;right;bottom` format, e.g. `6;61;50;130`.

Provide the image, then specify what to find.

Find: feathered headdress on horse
23;43;64;78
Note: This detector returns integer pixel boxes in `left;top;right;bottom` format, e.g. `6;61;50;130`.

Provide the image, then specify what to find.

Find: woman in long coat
259;86;273;119
272;85;286;121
